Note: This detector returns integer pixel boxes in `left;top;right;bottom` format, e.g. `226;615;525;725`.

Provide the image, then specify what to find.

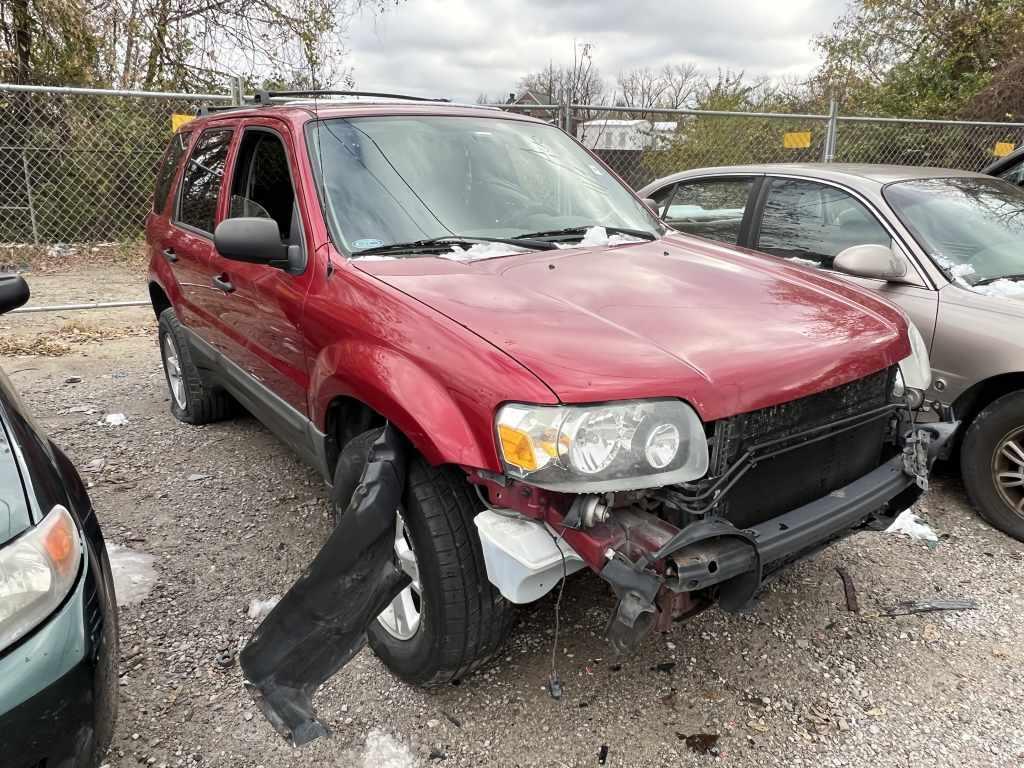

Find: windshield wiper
513;225;657;242
353;235;557;256
974;273;1024;286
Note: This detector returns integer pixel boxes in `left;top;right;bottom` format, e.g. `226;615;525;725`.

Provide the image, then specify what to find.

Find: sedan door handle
162;248;178;263
212;274;235;294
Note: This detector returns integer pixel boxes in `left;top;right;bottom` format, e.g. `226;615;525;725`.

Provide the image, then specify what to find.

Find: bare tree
616;66;667;118
659;62;700;109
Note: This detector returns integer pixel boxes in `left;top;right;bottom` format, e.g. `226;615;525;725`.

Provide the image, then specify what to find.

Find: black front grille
704;367;897;528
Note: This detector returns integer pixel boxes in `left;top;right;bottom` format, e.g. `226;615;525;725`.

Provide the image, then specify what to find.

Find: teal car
0;274;118;767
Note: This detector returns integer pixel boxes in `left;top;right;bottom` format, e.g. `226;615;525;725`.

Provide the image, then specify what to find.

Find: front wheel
330;429;514;687
961;391;1024;541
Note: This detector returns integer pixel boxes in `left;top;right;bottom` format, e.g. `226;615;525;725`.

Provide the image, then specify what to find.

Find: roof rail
254;89;451;105
197;103;249;117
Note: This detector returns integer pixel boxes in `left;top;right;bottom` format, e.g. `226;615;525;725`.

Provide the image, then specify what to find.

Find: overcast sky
345;0;848;103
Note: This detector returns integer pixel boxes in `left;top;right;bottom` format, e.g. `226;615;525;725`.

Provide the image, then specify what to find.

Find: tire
961;391;1024;542
157;307;233;425
330;428;514;687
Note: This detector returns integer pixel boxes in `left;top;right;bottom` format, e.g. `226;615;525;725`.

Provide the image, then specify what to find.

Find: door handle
162;248;178;263
212;274;235;294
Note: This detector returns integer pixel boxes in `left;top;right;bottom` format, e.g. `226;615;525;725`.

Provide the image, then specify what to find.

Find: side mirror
214;217;289;266
642;197;660;214
833;243;909;282
0;274;29;315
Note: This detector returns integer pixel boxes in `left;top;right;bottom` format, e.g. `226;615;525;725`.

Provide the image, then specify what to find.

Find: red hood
353;235;910;421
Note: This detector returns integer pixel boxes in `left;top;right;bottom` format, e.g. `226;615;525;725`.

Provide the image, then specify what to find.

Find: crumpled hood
353;235;910;421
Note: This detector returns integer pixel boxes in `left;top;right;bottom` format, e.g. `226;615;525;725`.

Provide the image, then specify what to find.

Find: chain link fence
0;84;231;247
572;104;1024;190
3;83;1024;248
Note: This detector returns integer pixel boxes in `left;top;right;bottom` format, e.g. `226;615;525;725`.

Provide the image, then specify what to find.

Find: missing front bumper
599;421;957;648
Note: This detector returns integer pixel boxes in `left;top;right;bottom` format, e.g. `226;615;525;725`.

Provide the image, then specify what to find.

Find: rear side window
153;131;191;213
177;128;233;235
665;178;754;244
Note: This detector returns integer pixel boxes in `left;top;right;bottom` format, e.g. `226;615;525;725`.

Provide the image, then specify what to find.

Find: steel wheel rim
376;511;421;640
993;426;1024;519
162;334;187;410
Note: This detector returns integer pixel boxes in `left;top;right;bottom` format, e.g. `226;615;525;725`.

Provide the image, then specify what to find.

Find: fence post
20;149;39;245
230;75;244;106
823;96;839;162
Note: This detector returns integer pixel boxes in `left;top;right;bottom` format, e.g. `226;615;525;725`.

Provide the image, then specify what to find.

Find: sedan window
663;178;753;245
756;179;890;269
996;157;1024;187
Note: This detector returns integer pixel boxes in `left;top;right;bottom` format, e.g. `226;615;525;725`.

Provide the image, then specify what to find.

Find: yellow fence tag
994;142;1015;157
783;131;812;149
171;113;195;132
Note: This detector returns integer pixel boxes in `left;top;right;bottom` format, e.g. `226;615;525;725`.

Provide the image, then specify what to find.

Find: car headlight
899;320;932;392
496;399;709;492
0;505;82;653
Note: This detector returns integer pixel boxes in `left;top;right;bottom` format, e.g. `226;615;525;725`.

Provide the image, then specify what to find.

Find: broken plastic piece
835;566;859;613
884;509;940;546
239;425;410;746
547;670;562;700
886;598;978;616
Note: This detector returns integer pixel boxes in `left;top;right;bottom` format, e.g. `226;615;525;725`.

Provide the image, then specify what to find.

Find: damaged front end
474;368;957;653
241;369;955;746
239;425;410;746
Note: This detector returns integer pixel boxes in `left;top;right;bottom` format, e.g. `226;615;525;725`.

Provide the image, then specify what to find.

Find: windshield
306;115;663;254
883;177;1024;286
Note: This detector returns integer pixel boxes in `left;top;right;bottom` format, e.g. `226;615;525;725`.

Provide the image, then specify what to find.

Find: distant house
576;119;678;150
505;90;558;123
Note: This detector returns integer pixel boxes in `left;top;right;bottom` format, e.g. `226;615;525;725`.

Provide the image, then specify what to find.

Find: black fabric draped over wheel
239;424;410;746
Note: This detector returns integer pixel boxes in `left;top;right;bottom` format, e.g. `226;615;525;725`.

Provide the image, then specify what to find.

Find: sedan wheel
961;391;1024;542
994;427;1024;518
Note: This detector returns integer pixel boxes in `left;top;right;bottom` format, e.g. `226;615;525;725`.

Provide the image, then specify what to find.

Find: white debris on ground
246;595;281;620
785;256;821;268
885;509;940;546
106;544;158;606
100;412;128;426
361;730;417;768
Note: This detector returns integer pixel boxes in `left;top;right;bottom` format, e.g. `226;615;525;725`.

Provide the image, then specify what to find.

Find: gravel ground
4;263;1024;767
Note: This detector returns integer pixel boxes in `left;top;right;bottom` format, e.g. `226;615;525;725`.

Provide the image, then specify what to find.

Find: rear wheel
961;391;1024;541
330;428;514;687
157;308;234;425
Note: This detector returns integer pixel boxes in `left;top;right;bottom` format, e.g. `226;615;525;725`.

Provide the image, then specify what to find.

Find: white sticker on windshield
353;238;384;250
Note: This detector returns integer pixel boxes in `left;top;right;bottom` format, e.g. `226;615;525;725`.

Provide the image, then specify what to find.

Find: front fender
310;341;500;470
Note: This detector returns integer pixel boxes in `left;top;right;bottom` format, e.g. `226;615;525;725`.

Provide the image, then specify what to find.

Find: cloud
345;0;846;102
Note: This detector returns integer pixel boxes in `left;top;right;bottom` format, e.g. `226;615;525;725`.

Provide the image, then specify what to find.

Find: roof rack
254;89;451;105
196;103;249;117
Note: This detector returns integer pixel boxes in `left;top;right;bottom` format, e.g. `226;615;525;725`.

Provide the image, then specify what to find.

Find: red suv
147;91;954;745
